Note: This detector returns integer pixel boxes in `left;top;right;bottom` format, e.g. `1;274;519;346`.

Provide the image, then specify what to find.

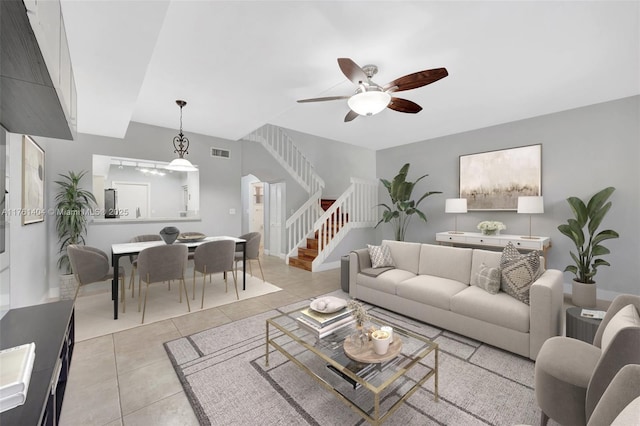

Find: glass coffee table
266;306;438;425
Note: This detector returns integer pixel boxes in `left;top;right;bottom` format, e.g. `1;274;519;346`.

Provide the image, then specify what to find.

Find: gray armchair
535;294;640;426
235;232;264;282
67;244;126;312
136;244;190;323
192;239;237;308
128;234;162;298
587;364;640;426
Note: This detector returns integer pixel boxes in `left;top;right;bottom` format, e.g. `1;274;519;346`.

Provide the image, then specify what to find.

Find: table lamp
445;198;467;234
517;196;544;239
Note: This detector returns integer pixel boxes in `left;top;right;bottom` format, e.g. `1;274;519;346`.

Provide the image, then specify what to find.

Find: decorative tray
343;336;403;364
177;232;206;243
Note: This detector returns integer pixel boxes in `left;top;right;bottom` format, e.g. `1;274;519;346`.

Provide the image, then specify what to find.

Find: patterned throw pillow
499;242;540;305
367;244;395;268
474;263;500;294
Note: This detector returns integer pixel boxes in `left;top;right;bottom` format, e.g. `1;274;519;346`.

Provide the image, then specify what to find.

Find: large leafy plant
375;163;441;241
55;170;97;273
557;186;619;284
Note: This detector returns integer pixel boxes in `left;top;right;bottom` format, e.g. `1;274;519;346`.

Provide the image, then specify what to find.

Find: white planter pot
572;280;597;308
59;274;78;300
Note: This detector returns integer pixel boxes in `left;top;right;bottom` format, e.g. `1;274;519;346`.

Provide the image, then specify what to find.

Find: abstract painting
22;136;45;224
460;144;541;211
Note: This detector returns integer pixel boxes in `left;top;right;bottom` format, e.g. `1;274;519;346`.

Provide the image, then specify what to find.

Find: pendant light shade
166;100;197;172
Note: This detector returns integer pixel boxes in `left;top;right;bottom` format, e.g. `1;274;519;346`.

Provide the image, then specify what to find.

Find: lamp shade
517;196;544;214
166;157;198;172
347;91;391;116
445;198;467;213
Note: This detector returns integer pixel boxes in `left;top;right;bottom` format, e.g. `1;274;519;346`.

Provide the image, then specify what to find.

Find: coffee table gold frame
266;307;438;425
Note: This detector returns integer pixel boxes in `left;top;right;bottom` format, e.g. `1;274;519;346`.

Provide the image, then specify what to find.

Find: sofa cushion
368;244;395;268
500;242;541;305
383;240;421;274
357;269;416;295
451;286;530;333
418;244;473;284
360;267;394;278
474;263;501;294
397;275;468;311
470;249;502;285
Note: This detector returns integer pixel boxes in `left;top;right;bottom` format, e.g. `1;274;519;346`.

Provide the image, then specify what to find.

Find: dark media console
0;300;75;426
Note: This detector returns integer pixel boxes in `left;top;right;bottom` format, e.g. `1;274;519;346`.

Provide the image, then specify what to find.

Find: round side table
565;306;602;344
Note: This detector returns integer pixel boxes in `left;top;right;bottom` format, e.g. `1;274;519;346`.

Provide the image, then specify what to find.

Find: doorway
268;182;285;258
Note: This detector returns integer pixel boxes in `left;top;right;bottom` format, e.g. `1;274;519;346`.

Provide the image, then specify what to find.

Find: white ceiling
60;1;639;151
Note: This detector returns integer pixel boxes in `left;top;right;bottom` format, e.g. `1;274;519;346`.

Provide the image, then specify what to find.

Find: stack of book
0;342;36;413
296;307;355;339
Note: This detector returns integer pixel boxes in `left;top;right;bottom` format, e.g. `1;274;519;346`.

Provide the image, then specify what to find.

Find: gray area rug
164;295;554;425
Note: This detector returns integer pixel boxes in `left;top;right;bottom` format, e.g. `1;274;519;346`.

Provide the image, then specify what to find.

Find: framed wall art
22;135;45;225
459;144;541;211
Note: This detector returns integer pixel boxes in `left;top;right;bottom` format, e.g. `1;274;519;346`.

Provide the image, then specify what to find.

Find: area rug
75;273;282;341
165;295;554;425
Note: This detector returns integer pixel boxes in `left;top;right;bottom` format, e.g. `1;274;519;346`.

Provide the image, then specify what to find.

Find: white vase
59;274;78;300
572;280;597;308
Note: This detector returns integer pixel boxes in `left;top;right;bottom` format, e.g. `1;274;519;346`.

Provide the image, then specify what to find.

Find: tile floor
59;255;342;426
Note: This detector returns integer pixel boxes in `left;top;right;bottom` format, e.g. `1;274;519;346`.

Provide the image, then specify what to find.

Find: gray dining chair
193;239;237;308
235;232;264;282
67;244;127;312
136;244;190;324
128;234;162;298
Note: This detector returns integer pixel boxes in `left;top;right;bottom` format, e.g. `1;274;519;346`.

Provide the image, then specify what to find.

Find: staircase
244;124;378;271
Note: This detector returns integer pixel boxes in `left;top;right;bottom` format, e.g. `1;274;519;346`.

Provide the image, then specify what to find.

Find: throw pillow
601;304;640;351
367;244;395;269
499;242;541;305
474;263;501;294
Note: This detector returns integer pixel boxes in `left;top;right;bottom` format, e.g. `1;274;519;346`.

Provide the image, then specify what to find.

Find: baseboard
313;260;340;272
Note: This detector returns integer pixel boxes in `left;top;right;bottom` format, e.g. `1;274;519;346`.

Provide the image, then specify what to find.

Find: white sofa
348;240;564;360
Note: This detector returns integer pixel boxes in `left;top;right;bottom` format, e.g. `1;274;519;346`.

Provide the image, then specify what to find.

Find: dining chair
67;244;127;312
136;244;190;324
235;232;264;282
193;239;237;308
128;234;162;298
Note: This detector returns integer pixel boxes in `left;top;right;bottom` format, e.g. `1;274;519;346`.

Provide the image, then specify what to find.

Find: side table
565;306;602;344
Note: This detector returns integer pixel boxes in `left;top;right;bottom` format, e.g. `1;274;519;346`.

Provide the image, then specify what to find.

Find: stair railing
311;178;378;268
285;189;323;261
244;124;324;194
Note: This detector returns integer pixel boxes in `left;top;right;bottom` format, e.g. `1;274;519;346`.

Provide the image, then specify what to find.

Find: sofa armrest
529;269;564;360
349;249;370;298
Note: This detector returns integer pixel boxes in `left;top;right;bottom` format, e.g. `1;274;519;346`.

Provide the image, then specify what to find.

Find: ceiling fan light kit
297;58;448;122
347;90;391;116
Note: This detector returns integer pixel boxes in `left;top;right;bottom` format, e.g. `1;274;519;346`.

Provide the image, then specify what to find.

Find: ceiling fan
297;58;448;122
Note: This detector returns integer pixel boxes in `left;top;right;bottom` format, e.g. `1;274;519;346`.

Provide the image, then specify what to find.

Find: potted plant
477;221;506;236
55;171;97;297
375;163;441;241
557;186;619;307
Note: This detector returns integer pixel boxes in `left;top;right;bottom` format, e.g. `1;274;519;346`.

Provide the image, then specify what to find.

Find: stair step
298;247;317;260
320;199;336;210
289;256;312;272
306;238;318;250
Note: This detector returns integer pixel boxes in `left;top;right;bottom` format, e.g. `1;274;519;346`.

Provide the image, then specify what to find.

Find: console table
0;300;75;426
435;231;551;260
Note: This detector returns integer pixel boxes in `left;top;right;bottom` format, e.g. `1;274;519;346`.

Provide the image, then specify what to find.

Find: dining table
110;236;246;320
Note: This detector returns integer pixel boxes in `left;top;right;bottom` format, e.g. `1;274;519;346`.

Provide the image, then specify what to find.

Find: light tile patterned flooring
59;255;341;426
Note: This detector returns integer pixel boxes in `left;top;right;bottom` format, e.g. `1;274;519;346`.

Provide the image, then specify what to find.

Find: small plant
55;171;97;273
347;299;370;327
375;163;441;241
557;187;619;284
477;221;506;235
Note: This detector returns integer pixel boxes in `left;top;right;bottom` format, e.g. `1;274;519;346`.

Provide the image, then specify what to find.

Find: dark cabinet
0;300;75;426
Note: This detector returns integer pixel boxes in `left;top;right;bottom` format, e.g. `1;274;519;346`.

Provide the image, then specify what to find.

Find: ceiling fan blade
297;96;349;103
344;110;359;122
388;97;423;114
337;58;369;85
383;68;448;92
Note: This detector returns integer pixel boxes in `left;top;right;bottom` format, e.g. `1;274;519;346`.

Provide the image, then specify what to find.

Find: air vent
210;148;230;159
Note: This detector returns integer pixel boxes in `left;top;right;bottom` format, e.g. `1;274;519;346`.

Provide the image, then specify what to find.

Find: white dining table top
111;236;245;255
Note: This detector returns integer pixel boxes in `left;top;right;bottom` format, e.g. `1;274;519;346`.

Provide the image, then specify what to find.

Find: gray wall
375;96;639;298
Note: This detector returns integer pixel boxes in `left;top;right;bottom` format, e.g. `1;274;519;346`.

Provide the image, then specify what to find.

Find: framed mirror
92;155;200;220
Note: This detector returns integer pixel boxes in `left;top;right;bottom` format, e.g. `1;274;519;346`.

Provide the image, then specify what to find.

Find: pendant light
166;100;198;172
